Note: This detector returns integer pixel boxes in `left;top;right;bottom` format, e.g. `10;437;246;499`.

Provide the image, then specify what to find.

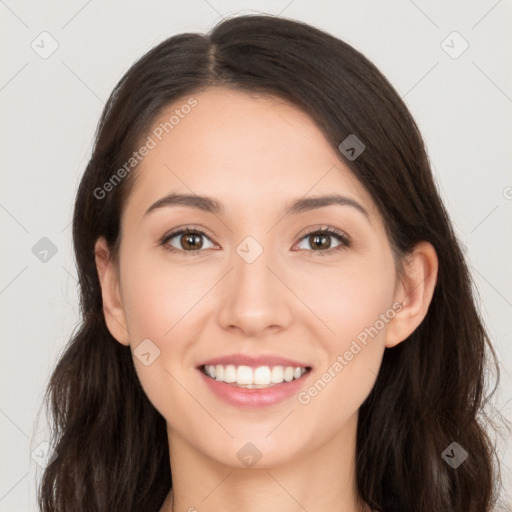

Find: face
98;87;405;469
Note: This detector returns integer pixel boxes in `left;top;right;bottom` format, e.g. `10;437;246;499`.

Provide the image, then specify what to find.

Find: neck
160;413;370;512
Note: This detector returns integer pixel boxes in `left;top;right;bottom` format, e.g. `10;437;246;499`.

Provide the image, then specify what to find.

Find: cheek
293;253;395;416
293;251;396;343
120;250;210;345
118;253;203;423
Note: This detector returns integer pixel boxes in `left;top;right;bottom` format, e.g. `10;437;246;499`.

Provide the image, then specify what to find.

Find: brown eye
160;225;350;257
180;232;204;250
161;228;215;256
295;227;351;256
308;233;333;250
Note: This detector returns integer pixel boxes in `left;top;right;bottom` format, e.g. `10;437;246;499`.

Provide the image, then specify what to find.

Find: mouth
200;364;312;389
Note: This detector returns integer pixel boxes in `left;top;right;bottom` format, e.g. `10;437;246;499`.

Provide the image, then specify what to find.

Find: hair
37;13;507;512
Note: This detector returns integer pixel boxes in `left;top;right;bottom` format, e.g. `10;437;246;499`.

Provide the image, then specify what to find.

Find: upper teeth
203;364;307;387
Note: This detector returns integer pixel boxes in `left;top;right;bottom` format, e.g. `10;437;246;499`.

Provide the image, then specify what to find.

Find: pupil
183;233;201;249
312;234;329;250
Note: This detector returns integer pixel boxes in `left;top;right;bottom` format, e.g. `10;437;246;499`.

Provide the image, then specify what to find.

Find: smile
201;364;311;388
198;362;313;407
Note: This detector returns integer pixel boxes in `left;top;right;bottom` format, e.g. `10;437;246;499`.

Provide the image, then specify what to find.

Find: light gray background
1;1;511;510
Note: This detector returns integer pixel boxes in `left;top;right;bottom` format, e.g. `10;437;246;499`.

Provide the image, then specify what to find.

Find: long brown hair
37;13;506;511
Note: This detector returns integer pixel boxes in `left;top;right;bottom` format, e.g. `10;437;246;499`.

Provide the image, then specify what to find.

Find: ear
94;237;130;346
385;241;438;348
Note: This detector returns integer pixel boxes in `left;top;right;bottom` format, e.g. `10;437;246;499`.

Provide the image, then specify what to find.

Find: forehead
123;87;376;221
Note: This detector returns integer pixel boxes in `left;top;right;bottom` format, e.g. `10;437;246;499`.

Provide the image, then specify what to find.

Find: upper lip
198;354;311;369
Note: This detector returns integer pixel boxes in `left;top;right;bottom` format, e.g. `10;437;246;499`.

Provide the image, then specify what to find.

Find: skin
95;87;438;512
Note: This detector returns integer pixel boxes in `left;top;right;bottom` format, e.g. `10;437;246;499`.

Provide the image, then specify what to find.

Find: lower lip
198;369;311;408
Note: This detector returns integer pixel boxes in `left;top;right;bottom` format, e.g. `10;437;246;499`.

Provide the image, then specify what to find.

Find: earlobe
385;241;438;348
94;237;130;346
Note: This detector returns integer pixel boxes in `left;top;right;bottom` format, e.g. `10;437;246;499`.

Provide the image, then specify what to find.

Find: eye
159;226;216;257
294;226;351;256
159;225;351;257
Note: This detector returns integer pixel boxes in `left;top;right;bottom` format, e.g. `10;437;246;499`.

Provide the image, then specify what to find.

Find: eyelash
159;225;351;257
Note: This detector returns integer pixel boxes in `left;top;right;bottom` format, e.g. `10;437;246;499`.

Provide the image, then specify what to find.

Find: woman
37;13;504;512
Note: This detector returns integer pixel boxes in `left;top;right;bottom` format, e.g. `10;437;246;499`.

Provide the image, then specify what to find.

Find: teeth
203;364;308;388
270;366;284;383
254;366;271;385
224;364;236;383
236;365;253;385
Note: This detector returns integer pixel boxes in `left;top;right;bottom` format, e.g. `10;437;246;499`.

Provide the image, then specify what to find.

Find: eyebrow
143;193;369;219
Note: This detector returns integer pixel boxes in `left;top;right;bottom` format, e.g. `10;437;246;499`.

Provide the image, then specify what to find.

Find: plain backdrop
1;1;511;510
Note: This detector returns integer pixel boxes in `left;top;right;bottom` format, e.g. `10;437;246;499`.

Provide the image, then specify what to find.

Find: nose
216;241;293;337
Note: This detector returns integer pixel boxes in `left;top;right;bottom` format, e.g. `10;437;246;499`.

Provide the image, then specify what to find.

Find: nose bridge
216;233;292;334
233;233;282;306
